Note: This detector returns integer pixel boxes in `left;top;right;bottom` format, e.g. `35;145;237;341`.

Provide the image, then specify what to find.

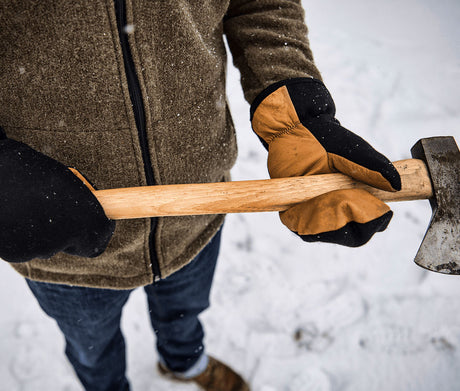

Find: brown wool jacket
0;0;321;289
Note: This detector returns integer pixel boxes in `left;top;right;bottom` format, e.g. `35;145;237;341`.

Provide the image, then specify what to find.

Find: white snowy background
1;0;459;390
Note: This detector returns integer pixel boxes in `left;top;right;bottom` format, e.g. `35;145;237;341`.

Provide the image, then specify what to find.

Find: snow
1;0;459;390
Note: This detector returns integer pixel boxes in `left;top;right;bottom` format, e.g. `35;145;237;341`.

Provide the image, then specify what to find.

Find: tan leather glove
251;78;401;247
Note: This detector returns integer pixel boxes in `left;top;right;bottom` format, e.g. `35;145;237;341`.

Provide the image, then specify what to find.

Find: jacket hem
10;262;153;290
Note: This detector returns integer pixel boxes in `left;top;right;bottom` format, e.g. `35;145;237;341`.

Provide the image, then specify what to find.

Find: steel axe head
411;136;460;275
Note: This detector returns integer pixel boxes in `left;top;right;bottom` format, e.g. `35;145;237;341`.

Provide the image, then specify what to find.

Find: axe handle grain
93;159;433;220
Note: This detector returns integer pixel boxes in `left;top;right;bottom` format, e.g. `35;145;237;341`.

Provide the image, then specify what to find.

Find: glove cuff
250;78;335;121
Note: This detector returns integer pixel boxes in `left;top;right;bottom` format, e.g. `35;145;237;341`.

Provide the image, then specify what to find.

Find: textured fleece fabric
0;0;321;289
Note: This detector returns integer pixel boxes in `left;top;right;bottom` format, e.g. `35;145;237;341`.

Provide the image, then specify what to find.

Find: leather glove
0;127;115;262
250;78;401;247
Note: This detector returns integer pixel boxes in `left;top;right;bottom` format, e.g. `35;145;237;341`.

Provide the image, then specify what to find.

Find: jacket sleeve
224;0;322;104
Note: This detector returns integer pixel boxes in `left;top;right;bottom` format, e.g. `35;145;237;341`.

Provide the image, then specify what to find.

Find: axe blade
411;136;460;275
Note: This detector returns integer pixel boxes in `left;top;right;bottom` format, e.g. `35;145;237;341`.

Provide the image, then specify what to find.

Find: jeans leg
26;280;132;391
144;228;222;373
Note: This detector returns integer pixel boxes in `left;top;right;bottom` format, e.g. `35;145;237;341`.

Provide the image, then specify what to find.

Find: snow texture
1;0;459;390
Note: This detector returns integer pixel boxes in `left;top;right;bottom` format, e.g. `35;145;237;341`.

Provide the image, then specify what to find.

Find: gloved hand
0;127;115;262
250;78;401;247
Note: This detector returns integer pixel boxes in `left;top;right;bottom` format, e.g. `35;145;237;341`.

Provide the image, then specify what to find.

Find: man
0;1;400;390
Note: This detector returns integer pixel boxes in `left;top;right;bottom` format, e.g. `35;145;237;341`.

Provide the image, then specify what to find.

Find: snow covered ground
1;0;459;390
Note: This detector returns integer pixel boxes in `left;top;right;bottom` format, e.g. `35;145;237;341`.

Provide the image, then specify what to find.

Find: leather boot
157;355;250;391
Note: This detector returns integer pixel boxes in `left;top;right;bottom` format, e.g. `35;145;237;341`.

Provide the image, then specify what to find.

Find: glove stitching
267;121;302;145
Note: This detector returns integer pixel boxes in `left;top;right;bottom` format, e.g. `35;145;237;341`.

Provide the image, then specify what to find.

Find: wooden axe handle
90;159;432;220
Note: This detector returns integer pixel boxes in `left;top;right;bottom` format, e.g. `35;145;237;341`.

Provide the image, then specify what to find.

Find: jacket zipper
114;0;161;280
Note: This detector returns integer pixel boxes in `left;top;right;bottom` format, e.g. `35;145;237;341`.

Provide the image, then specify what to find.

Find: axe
73;136;459;275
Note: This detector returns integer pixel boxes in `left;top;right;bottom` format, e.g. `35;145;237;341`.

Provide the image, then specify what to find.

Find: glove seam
326;152;335;173
266;121;302;145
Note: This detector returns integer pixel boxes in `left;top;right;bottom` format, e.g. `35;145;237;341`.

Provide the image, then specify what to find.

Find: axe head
411;136;460;275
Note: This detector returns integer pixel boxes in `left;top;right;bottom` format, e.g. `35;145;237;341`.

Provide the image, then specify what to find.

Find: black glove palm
0;128;115;263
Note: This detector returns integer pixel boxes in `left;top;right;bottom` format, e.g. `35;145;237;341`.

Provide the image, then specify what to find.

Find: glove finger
307;119;401;192
281;80;401;191
252;83;401;191
280;189;393;247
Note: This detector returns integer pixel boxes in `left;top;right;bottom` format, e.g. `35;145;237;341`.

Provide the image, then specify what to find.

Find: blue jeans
26;229;222;391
